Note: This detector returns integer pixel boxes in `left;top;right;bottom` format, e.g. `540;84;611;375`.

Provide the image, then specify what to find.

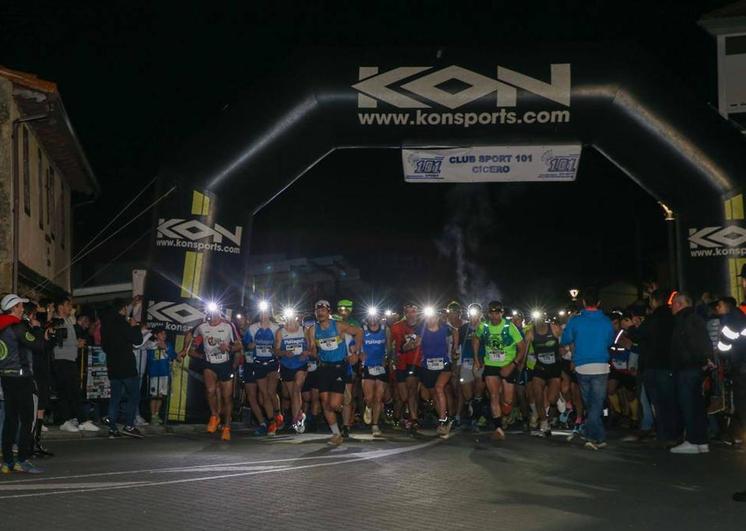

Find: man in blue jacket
560;287;615;450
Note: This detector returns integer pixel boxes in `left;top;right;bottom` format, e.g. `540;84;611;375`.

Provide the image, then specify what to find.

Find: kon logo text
353;64;571;110
157;218;242;246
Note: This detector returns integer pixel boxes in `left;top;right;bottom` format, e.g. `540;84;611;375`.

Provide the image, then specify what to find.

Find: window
22;127;30;216
37;148;44;229
47;165;55;239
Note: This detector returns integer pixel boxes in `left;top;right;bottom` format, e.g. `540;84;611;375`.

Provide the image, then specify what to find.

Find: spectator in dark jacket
637;289;677;445
0;294;48;473
101;298;144;439
669;292;712;455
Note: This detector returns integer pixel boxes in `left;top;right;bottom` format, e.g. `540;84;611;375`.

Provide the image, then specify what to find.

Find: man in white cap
0;294;49;474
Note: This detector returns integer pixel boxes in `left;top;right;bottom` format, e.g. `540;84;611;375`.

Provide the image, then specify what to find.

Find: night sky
0;1;730;308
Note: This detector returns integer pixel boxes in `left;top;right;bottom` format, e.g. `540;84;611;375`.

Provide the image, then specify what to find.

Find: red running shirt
390;319;422;369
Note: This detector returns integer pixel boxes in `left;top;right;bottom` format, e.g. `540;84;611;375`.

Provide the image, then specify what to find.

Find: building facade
0;66;98;299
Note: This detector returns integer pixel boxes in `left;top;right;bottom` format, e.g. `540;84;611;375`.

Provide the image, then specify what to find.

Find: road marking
0;440;439;499
0;481;150;491
0;444;403;484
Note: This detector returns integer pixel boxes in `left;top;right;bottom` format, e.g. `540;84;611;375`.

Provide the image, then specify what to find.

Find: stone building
0;65;98;298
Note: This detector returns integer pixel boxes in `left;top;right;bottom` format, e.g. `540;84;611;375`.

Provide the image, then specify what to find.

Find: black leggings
1;376;35;464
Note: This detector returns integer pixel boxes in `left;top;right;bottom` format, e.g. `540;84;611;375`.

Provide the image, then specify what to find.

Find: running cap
487;301;503;312
337;299;353;309
315;300;331;309
402;301;419;309
1;294;29;311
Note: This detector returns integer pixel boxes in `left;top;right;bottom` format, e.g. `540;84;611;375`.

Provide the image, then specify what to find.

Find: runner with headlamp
473;301;527;440
307;300;363;446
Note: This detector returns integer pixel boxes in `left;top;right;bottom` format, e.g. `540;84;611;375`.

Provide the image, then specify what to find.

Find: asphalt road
1;427;745;530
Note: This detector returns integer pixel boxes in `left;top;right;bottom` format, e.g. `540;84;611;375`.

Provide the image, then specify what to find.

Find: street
1;427;744;530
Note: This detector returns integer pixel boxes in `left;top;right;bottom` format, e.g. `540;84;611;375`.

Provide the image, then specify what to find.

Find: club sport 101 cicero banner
402;145;582;183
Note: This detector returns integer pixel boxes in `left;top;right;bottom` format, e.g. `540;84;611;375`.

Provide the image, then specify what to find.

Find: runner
335;299;361;438
526;314;562;436
307;300;363;445
473;301;526;440
235;310;263;433
189;304;241;441
361;307;390;437
248;302;282;435
419;306;457;437
390;303;422;431
445;301;464;427
511;310;532;429
276;308;310;433
301;314;321;432
608;312;639;428
458;303;486;431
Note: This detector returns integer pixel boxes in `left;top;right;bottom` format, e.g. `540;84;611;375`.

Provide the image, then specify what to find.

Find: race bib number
368;365;385;376
461;358;474;370
487;349;506;363
207;352;229;364
307;360;318;372
256;345;274;358
538;353;556;365
292;345;303;356
318;337;340;351
426;358;445;371
612;359;628;371
244;352;255;364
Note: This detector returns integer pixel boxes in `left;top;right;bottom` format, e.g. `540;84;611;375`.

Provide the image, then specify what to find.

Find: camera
46;317;68;347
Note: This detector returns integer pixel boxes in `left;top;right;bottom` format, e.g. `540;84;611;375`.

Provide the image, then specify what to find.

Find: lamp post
658;202;678;290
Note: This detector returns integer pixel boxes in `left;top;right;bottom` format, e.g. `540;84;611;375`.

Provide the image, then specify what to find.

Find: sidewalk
41;422;249;440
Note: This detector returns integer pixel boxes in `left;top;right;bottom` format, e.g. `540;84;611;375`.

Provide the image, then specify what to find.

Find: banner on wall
402;145;581;183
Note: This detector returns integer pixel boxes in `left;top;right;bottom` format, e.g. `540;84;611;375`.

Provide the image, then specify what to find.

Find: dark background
0;0;731;308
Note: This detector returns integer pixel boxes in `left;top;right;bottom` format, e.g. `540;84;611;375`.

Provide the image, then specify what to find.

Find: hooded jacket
0;315;46;376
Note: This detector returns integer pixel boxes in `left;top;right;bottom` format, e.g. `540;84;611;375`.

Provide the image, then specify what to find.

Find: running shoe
436;423;446;436
267;420;278;436
274;413;285;429
17;461;43;474
206;415;220;433
328;433;343;446
341;425;350;439
529;413;539;429
363;405;372;425
221;426;231;441
1;462;12;474
108;429;122;439
294;413;307;434
584;441;607;450
371;425;383;437
254;423;268;436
